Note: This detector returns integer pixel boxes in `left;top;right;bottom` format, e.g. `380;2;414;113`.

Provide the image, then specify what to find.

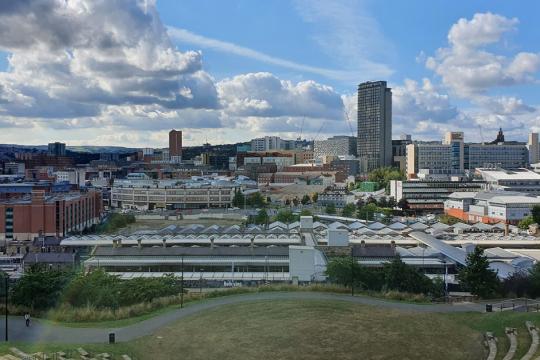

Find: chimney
137;239;142;249
162;239;167;248
390;240;396;256
210;236;215;248
504;223;509;236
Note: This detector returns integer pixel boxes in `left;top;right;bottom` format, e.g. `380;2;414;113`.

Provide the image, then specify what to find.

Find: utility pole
350;246;354;296
4;276;8;342
180;255;184;308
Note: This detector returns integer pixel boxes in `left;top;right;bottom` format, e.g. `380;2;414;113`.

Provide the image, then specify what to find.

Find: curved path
0;292;484;343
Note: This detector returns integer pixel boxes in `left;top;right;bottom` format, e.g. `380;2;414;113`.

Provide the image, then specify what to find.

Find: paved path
0;292;484;344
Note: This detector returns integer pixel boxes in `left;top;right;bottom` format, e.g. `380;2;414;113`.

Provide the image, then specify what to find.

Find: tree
325;203;336;215
275;209;298;223
378;196;388;208
311;193;318;203
383;257;434;294
325;257;383;290
458;247;500;298
284;198;291;206
387;196;396;208
366;196;377;205
528;263;540;298
357;203;377;221
254;209;269;225
10;265;73;310
518;216;534;230
502;271;532;298
532;205;540;225
438;214;461;225
301;194;311;205
397;198;410;210
299;209;313;217
342;203;356;217
367;167;406;192
246;192;265;208
292;197;299;207
232;189;245;208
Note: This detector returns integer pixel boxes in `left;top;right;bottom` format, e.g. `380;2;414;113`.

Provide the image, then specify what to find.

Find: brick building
0;189;102;242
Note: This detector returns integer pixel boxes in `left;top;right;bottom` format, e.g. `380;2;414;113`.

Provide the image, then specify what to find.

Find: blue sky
0;0;538;146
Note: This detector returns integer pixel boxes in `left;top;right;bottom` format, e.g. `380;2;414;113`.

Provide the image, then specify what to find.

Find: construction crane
344;111;355;137
297;116;305;141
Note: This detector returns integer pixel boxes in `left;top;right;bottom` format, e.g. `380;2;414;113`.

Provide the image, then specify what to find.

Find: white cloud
167;27;356;82
426;12;540;96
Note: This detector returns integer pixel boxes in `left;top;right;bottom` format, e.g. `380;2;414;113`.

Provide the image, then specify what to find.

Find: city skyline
0;1;539;147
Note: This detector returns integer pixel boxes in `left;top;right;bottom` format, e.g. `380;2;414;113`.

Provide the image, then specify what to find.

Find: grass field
6;299;540;360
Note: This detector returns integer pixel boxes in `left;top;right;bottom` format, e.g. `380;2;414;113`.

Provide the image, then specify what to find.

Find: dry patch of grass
129;300;485;360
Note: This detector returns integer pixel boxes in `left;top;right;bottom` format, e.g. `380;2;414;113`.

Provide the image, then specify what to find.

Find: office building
357;81;392;171
111;176;242;210
406;130;529;177
389;179;484;212
314;136;357;160
169;129;183;163
392;135;412;171
0;189;102;242
47;142;66;157
529;133;539;165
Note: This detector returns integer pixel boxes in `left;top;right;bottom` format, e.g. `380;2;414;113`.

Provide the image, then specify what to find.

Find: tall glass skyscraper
357;81;392;171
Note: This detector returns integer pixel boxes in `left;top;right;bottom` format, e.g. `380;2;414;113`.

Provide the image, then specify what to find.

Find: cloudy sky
0;0;539;147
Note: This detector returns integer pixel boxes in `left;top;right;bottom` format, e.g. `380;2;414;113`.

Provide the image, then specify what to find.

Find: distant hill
0;144;138;154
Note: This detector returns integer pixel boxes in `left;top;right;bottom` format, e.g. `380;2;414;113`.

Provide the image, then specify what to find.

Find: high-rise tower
357;81;392;171
169;129;182;163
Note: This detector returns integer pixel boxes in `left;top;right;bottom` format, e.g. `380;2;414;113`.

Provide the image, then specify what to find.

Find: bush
96;213;135;233
274;209;298;223
518;216;535;230
62;269;182;309
10;266;74;310
383;258;434;295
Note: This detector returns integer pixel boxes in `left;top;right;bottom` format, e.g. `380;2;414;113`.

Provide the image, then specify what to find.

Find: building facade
477;168;540;195
314;136;357;160
0;189;102;242
47;142;66;157
357;81;392;171
169;129;183;163
111;179;239;210
528;133;539;165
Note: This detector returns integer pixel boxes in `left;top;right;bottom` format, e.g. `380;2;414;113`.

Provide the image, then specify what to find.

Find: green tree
325;257;383;290
439;214;461;225
357;203;377;221
377;196;388;208
528;263;540;298
232;189;245;207
292;197;299;207
397;198;410;210
367;167;405;192
458;247;500;298
387;196;396;208
275;209;298;223
301;194;311;205
299;209;313;217
342;203;356;217
325;203;336;215
311;193;318;203
383;257;434;294
246;192;265;208
254;209;269;225
518;216;535;230
11;266;73;310
532;205;540;225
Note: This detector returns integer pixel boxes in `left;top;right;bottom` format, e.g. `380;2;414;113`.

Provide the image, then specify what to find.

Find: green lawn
7;300;540;360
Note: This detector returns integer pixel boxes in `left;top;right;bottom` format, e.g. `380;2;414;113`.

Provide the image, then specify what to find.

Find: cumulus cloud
0;0;219;120
426;12;540;96
217;72;344;119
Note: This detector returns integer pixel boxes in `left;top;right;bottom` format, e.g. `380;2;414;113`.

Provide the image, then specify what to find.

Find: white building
477;168;540;195
529;133;540;165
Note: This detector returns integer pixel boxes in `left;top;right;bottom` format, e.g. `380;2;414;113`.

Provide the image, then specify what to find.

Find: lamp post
350;246;354;296
4;276;8;342
180;255;184;308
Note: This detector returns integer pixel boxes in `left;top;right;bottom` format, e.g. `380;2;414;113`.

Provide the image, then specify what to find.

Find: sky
0;0;539;147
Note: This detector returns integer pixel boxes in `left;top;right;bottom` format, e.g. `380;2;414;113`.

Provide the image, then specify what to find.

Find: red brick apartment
0;190;102;242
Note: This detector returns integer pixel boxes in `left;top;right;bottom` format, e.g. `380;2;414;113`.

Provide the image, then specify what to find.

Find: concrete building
169;129;182;163
477;168;540;195
317;187;355;208
529;133;539;165
111;177;241;210
357;81;392;171
250;136;283;152
314;136;357;160
0;189;102;242
4;162;25;176
445;191;540;224
390;179;484;212
406;130;529;177
392;135;412;172
47;142;66;157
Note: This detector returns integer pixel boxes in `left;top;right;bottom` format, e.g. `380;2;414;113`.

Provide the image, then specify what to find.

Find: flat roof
478;168;540;181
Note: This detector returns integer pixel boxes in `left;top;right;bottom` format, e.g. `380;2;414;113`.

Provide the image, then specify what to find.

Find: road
0;292;484;343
